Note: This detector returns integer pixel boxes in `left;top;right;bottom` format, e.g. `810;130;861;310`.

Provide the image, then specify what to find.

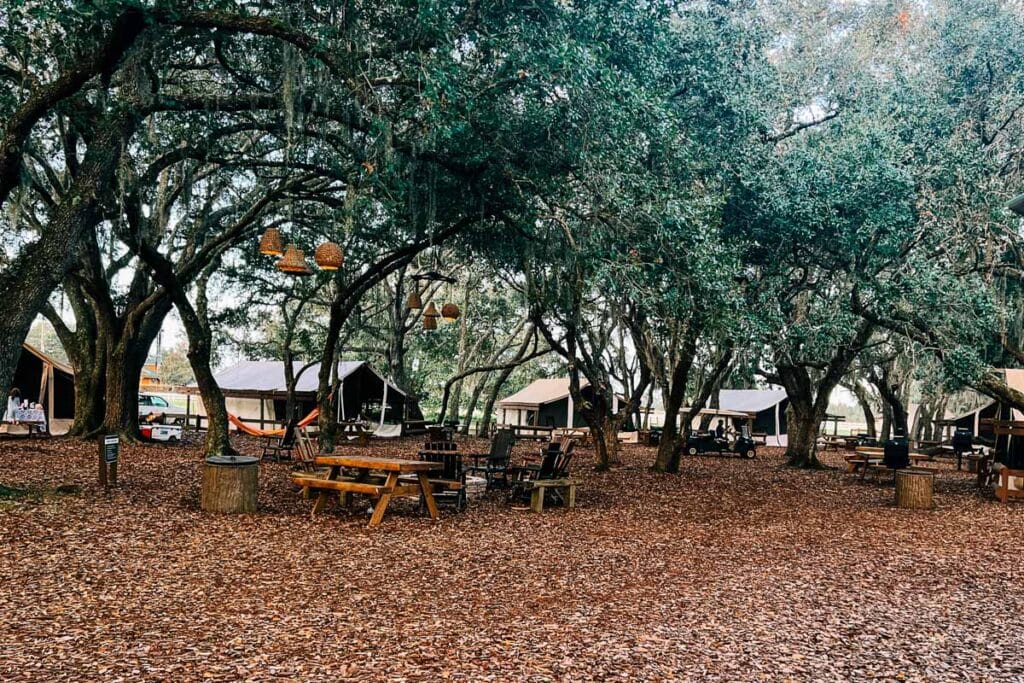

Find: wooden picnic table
846;448;935;480
293;455;441;527
338;420;370;446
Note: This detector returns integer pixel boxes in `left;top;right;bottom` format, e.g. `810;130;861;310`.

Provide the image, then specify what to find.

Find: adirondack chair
466;428;514;489
414;449;467;511
261;418;298;461
510;440;576;510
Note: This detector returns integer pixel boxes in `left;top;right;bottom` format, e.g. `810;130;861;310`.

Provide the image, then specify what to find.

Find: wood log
201;456;258;513
895;469;934;510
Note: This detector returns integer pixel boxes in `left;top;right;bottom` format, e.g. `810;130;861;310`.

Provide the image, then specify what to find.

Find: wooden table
294;455;441;527
2;419;47;437
338;420;370;446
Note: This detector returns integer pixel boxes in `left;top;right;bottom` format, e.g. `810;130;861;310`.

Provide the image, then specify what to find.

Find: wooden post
895;469;934;510
201;456;258;513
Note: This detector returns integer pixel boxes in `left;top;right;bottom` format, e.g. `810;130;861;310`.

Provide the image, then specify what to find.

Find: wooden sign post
99;435;119;487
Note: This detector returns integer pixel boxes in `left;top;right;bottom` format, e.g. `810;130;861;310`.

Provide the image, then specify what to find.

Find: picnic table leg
416;472;440;521
311;491;328;518
566;484;576;509
368;472;399;528
530;486;544;513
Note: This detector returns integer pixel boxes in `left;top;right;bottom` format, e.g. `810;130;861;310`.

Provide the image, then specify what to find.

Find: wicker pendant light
422;315;438;331
275;244;312;276
441;303;461;322
259;227;284;256
314;241;344;270
406;289;422;310
423;301;440;319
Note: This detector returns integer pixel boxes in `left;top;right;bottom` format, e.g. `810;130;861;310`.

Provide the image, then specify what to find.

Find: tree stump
201;456;258;513
895;469;934;510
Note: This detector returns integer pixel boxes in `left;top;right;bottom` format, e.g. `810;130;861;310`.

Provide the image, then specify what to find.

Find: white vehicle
139;421;183;443
138;393;171;415
138;394;183;442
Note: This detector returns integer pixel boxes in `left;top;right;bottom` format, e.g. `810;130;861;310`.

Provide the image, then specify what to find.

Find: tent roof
499;378;590;408
21;342;73;377
717;389;788;414
190;360;405;396
688;406;755;419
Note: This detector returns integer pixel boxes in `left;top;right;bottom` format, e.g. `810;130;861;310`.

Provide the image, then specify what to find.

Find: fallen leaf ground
1;434;1021;682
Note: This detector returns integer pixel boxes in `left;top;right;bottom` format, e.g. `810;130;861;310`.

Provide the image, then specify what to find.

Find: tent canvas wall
186;360;415;431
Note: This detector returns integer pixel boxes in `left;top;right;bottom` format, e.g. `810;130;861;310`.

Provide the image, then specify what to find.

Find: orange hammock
227;408;320;437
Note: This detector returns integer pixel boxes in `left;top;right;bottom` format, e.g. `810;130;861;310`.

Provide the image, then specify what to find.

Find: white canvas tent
186;360;411;434
716;389;789;446
498;377;631;430
499;378;586;428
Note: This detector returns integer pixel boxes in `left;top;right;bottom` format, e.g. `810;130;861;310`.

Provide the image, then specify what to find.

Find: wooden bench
521;478;577;513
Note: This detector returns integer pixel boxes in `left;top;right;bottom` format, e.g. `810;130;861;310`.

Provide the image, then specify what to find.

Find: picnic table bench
819;435;847;451
292;455;441;527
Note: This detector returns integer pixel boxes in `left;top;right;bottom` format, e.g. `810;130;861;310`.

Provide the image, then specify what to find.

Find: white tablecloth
7;409;46;426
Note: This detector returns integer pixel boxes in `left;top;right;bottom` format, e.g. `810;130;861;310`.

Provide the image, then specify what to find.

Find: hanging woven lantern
275;244;312;276
441;302;461;322
423;301;440;319
314;241;344;270
406;290;423;310
259;227;284;256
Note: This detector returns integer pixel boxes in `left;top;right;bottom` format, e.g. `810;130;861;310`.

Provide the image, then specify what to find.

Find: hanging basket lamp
275;244;313;276
423;301;440;319
314;241;344;270
406;289;423;310
259;227;284;256
422;315;438;331
441;302;461;322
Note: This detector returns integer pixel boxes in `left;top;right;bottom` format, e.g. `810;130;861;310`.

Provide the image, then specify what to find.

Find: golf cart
682;424;757;459
139;412;184;443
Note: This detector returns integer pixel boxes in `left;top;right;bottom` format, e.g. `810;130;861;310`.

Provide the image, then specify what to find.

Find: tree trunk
0;109;138;402
848;380;877;438
97;299;171;440
880;403;892;443
590;411;621;471
654;384;685;473
460;376;487;436
786;405;823;468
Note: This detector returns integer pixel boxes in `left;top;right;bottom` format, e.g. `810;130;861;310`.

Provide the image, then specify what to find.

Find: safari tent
185;360;417;433
497;378;633;430
6;343;75;434
716;389;789;444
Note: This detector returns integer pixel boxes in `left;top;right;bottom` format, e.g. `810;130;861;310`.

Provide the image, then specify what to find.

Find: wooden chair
292;427;318;473
466;428;514;490
261;418;298;461
413;449;467;511
509;443;577;511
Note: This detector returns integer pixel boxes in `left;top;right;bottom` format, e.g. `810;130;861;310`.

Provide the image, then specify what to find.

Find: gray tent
717;389;789;439
186;360;417;430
